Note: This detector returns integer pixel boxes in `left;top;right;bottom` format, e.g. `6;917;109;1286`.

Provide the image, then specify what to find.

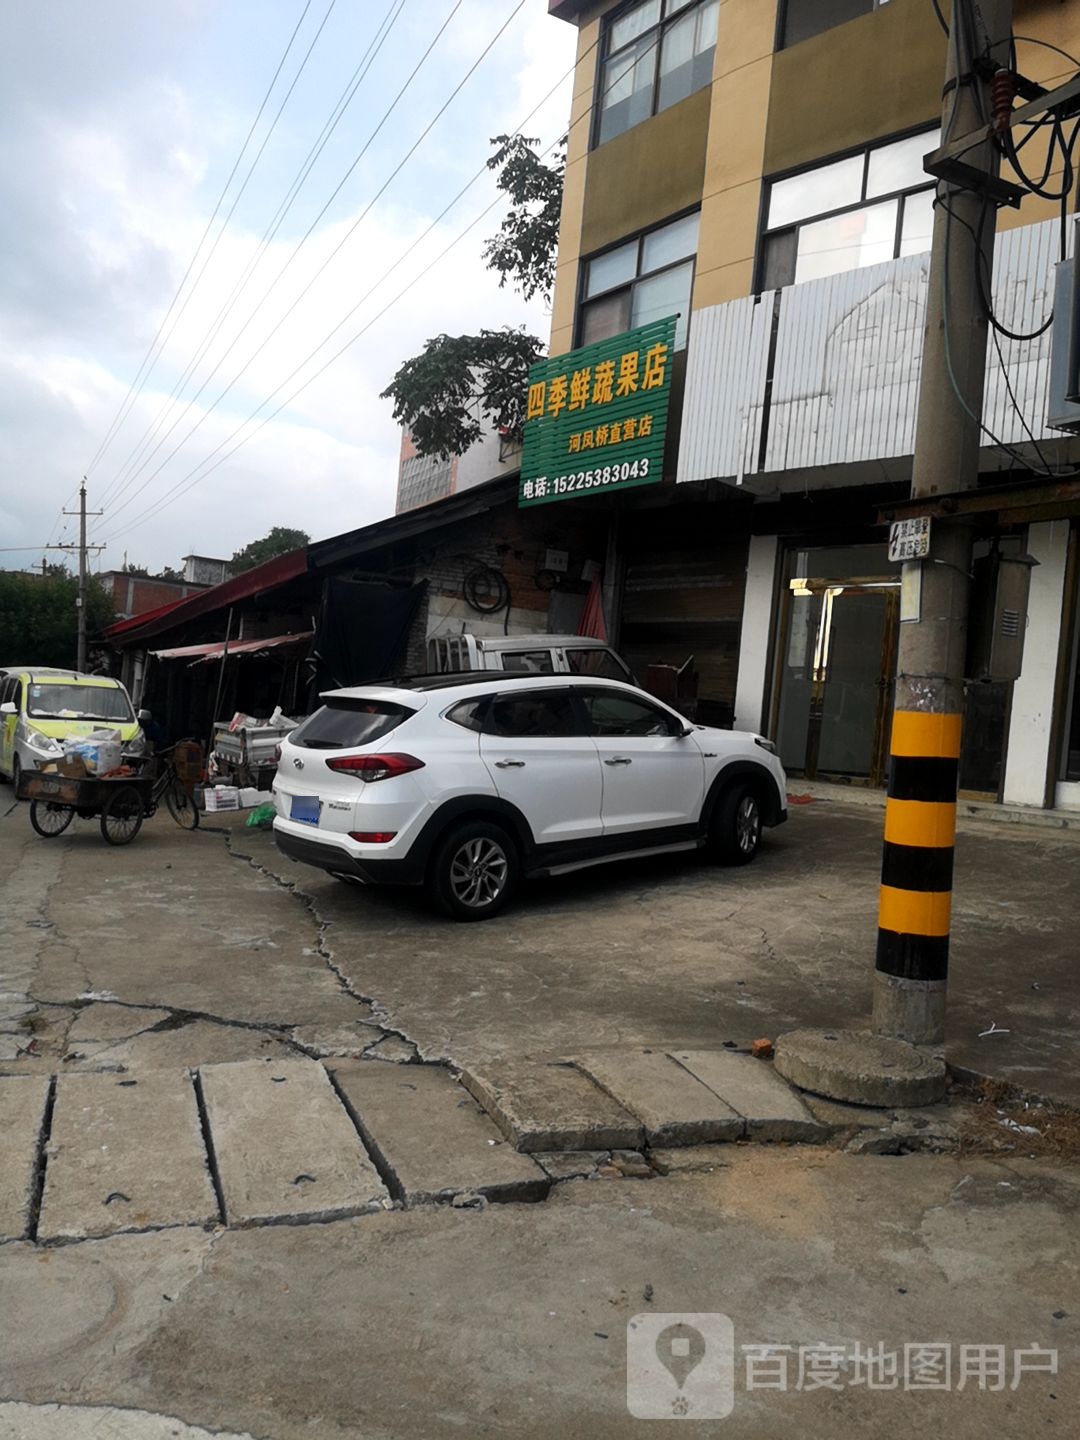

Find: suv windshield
28;683;134;722
290;699;412;750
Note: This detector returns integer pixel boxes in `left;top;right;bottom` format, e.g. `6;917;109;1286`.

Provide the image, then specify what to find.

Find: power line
86;0;320;484
95;0;469;529
100;0;403;514
97;0;532;533
98;0;405;515
93;60;593;548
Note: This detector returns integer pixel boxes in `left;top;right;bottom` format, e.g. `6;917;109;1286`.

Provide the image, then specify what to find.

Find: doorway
772;546;901;785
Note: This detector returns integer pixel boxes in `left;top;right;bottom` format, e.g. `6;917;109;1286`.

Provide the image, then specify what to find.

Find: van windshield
28;684;134;723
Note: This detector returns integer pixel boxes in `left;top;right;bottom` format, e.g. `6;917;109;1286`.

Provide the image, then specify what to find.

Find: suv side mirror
0;701;15;716
138;708;152;723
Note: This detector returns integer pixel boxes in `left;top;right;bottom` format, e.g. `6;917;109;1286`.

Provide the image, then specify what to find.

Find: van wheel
430;821;518;921
709;784;762;865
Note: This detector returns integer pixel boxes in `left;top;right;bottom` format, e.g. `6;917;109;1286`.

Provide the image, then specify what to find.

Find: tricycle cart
17;743;201;846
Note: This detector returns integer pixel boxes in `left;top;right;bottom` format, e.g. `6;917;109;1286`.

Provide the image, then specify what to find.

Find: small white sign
544;548;569;573
888;516;932;563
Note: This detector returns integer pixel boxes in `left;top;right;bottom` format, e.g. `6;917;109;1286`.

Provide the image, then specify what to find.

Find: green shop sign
519;315;676;507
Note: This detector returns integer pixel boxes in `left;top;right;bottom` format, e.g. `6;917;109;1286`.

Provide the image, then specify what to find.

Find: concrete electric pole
871;0;1014;1046
54;483;105;672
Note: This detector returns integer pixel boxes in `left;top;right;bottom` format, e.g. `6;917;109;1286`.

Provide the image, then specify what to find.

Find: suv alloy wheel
431;820;519;921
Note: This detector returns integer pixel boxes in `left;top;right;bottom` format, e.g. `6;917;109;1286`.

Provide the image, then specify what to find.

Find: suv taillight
273;744;282;763
324;753;424;782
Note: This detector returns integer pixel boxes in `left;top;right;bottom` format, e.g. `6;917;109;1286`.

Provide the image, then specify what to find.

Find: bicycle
24;740;202;846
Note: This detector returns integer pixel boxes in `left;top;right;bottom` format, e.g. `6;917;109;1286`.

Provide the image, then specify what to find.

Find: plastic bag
246;802;277;829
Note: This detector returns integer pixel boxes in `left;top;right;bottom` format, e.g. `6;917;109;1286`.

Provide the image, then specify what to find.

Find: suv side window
0;678;12;705
485;689;582;738
581;689;683;738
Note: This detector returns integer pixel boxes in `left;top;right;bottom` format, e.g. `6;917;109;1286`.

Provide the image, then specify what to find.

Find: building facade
546;0;1080;810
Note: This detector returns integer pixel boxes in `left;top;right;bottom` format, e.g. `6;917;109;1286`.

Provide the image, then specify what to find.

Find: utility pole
55;483;105;672
871;0;1014;1045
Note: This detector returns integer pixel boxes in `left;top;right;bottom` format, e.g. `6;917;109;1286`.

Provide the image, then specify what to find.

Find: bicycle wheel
100;785;144;846
30;800;74;838
165;777;199;830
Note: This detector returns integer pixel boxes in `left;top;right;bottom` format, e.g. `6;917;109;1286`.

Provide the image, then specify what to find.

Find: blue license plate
291;795;321;825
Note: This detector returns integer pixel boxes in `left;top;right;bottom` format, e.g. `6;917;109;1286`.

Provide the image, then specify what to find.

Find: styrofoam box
203;786;241;812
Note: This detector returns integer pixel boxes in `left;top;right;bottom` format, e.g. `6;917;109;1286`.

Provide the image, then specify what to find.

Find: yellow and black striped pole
874;711;961;1041
869;0;1012;1047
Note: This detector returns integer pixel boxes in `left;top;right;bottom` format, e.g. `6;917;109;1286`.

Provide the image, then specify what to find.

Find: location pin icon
656;1323;707;1390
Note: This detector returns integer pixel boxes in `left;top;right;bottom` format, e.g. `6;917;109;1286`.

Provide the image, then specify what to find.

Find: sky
0;0;576;575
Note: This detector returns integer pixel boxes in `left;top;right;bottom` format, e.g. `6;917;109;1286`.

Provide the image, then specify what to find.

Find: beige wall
693;0;778;309
765;0;942;174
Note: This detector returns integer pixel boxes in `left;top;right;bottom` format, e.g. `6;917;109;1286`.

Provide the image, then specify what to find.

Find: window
581;689;682;737
565;648;633;682
580;211;699;350
27;683;134;723
779;0;891;50
500;650;556;674
597;0;719;147
444;699;486;732
290;699;411;750
485;690;582;738
760;128;937;290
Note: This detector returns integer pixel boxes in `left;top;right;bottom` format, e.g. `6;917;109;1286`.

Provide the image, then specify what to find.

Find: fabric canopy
151;632;312;664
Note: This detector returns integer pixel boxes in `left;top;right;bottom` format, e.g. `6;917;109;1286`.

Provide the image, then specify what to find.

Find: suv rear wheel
430;820;519;921
709;783;762;865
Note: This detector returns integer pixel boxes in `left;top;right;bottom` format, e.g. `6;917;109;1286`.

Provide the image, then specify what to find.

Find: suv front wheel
709;783;762;866
430;820;519;921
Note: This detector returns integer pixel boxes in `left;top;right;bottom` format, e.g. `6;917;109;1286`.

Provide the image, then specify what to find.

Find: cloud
0;0;577;574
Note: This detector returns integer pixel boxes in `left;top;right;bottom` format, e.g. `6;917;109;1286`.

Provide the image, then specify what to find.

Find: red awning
151;632;312;664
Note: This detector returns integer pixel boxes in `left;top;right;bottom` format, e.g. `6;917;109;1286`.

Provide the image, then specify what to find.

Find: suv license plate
291;795;321;825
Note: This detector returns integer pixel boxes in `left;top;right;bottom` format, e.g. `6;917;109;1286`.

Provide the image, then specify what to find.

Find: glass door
775;578;898;785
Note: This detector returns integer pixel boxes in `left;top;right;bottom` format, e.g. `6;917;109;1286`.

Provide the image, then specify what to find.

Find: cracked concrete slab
198;1058;387;1225
330;1061;549;1205
461;1060;644;1153
672;1049;824;1142
61;1018;294;1073
574;1048;743;1146
66;1004;172;1044
39;1069;217;1243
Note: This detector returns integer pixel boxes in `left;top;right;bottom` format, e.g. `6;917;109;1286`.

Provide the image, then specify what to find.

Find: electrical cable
930;0;949;38
86;0;318;483
94;24;645;547
96;0;483;529
97;0;406;514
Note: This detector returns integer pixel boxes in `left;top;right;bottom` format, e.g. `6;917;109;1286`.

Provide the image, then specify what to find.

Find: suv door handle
604;756;632;766
494;759;526;768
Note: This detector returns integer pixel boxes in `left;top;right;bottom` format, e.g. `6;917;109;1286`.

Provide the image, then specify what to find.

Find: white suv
272;673;787;920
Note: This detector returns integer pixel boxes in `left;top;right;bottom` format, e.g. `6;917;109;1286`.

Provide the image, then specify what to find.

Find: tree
381;136;564;460
121;561;184;582
230;527;310;574
0;571;116;668
381;329;546;461
482;134;565;304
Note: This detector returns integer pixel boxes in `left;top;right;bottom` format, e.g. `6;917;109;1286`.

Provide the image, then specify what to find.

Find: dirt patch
954;1078;1080;1160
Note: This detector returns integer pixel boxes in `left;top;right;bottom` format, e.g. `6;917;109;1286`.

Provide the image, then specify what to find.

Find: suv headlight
754;736;777;756
126;730;148;756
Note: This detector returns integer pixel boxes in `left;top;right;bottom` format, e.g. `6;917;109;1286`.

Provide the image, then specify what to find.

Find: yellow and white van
0;669;145;788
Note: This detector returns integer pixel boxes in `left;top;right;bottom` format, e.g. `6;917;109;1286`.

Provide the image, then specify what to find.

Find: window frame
775;0;891;52
756;124;938;294
575;206;700;352
592;0;719;150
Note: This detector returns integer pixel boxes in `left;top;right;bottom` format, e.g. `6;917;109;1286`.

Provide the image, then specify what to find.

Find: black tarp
309;579;427;700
